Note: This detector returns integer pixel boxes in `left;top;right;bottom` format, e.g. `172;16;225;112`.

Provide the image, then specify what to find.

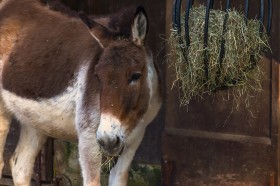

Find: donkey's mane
41;0;140;38
40;0;80;18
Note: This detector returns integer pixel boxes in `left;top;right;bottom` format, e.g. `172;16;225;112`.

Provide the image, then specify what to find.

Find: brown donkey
0;0;162;185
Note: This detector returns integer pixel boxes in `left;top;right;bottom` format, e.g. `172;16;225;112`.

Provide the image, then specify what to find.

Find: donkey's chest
2;88;78;141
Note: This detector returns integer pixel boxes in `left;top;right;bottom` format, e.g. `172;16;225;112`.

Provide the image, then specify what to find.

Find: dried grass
168;6;269;107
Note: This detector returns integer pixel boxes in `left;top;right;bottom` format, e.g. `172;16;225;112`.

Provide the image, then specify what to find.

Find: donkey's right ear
131;6;148;46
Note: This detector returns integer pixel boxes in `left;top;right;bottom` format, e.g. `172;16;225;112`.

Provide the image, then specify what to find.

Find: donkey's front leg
109;125;146;186
10;125;47;186
79;131;102;186
0;101;11;178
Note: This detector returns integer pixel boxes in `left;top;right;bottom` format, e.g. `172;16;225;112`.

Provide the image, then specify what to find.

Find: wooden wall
163;0;280;185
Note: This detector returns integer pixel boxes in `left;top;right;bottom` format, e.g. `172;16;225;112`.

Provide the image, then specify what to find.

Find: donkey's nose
97;135;123;156
97;136;120;149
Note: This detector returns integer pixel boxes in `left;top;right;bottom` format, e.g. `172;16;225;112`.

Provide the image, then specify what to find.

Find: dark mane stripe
41;0;140;38
40;0;80;18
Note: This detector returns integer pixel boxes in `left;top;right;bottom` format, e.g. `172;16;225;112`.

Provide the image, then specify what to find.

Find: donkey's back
0;0;104;138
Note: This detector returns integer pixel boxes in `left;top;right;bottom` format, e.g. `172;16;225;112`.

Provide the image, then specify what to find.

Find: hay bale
168;6;269;106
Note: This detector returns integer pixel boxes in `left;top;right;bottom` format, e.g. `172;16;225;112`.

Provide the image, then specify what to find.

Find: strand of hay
168;6;269;106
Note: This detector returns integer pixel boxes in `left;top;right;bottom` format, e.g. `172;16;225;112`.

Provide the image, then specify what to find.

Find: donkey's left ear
131;6;148;46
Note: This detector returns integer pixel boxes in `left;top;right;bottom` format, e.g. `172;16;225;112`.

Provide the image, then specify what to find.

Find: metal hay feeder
171;0;272;88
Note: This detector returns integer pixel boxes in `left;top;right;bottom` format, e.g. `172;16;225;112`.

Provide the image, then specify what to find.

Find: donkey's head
81;7;161;156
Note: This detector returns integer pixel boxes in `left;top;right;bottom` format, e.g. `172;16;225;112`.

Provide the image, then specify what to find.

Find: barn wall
163;0;280;185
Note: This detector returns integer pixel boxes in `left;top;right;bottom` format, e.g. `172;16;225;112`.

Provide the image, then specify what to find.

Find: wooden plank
271;1;280;185
162;133;275;185
165;127;272;145
271;58;279;186
161;157;174;186
270;172;275;186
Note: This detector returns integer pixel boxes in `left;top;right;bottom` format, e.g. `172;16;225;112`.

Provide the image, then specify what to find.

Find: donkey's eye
129;73;141;84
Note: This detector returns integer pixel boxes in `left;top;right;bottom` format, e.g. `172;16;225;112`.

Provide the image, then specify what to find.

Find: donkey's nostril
97;135;124;156
97;138;106;147
115;136;120;146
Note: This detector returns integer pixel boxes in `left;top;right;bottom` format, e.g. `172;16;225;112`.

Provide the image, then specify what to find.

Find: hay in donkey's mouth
168;6;269;107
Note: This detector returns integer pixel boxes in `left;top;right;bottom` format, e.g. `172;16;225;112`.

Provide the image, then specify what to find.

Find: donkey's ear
79;12;111;48
79;12;98;29
131;6;148;46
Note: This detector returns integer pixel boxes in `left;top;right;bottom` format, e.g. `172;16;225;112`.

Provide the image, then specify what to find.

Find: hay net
168;5;270;106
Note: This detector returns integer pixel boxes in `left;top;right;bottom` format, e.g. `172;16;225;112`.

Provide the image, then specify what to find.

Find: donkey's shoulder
0;0;102;99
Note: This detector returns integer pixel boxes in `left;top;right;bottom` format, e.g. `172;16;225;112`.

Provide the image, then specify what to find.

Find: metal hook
267;0;272;35
203;0;214;80
245;0;249;25
210;0;214;9
185;0;194;48
217;0;231;86
172;0;182;32
226;0;231;10
259;0;264;33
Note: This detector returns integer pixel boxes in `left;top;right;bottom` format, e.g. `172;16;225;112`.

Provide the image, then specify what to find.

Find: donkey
0;0;162;185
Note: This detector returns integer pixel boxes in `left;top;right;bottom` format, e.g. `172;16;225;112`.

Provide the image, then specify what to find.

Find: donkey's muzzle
97;135;124;156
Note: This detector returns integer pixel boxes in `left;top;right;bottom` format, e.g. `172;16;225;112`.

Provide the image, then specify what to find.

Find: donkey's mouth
99;142;124;157
100;147;123;157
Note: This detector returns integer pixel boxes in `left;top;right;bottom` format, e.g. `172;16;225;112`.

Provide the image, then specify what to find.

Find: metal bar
210;0;214;9
191;0;194;6
216;0;231;86
267;0;272;35
226;0;231;10
185;0;193;48
245;0;249;24
203;0;213;80
172;0;177;29
172;0;187;61
259;0;264;33
243;0;263;72
172;0;182;32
